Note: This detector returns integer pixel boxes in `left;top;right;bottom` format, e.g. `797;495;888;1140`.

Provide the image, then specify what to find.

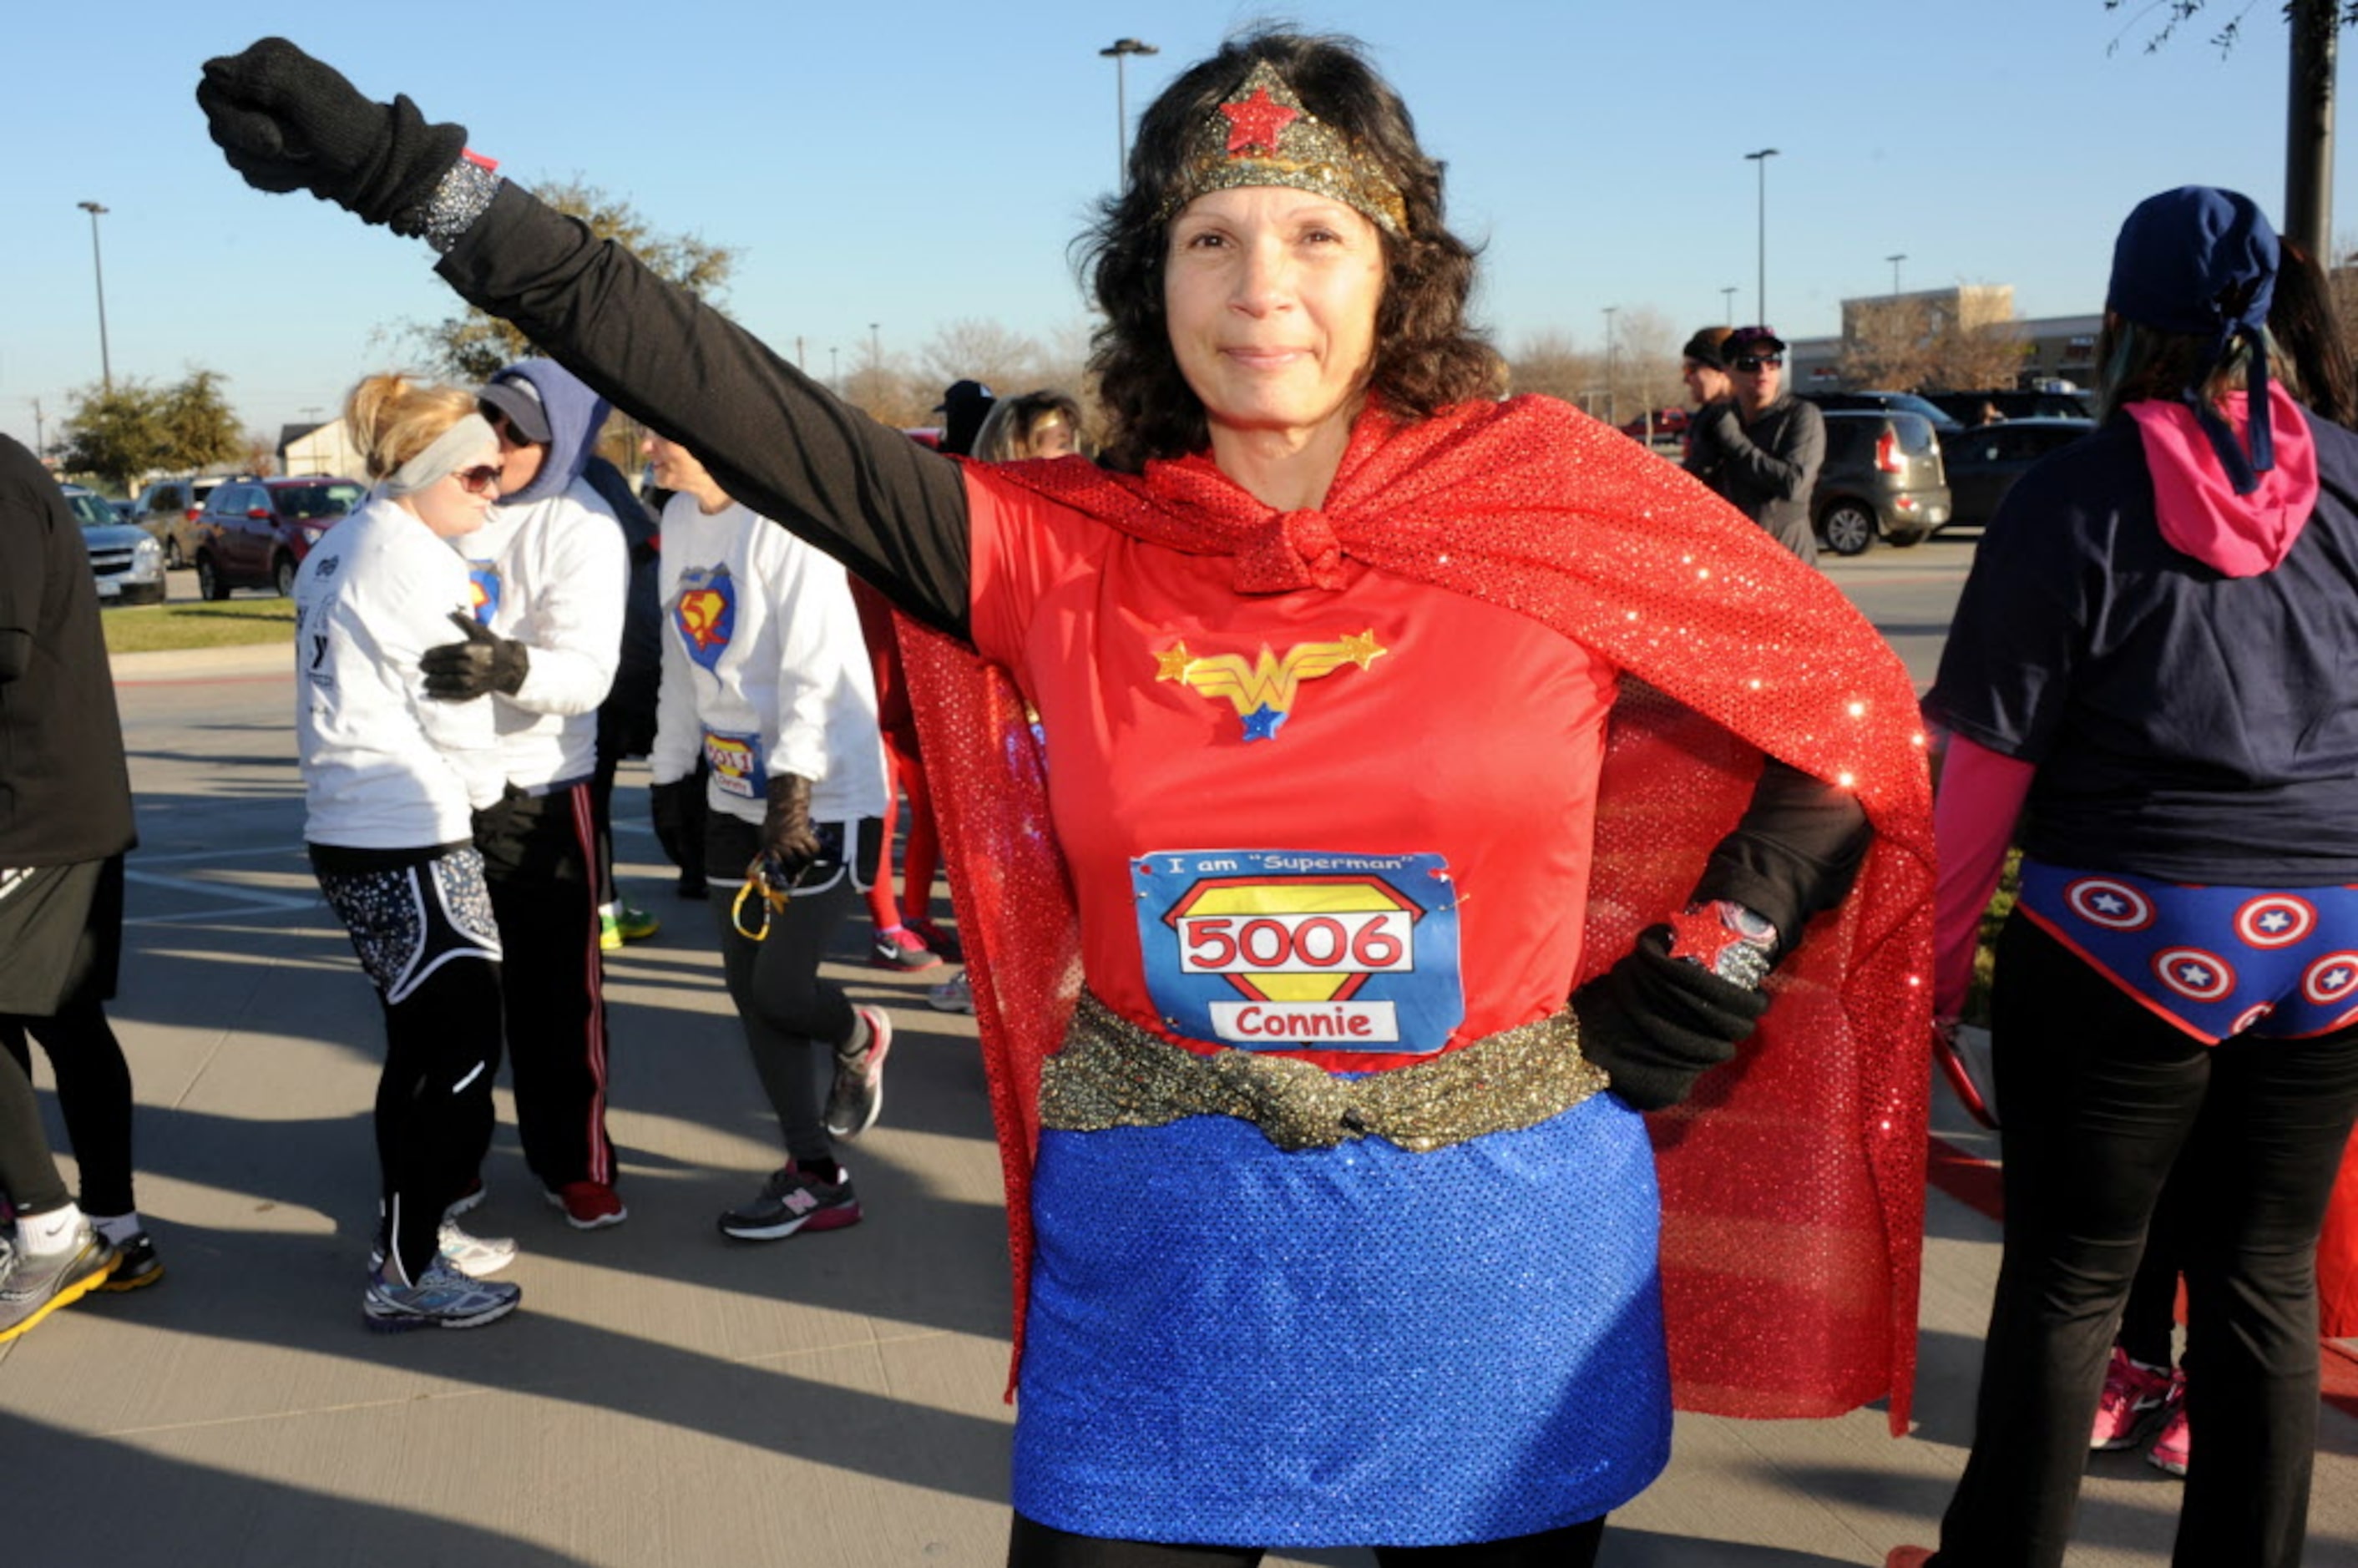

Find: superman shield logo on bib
1131;849;1465;1054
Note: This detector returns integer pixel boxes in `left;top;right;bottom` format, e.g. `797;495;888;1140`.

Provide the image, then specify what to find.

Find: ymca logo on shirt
1131;848;1465;1053
672;564;736;674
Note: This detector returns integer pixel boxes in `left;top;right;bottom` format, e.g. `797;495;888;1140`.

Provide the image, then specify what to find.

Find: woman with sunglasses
1691;326;1824;564
295;372;523;1332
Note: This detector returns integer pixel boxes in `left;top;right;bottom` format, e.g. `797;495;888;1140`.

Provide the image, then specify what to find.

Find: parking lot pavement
2;657;2351;1567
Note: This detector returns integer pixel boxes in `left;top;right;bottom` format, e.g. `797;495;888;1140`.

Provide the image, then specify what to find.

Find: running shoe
614;901;660;942
716;1163;862;1241
0;1224;118;1344
927;969;974;1014
599;906;623;952
677;871;709;902
909;918;964;964
544;1180;628;1231
1885;1550;1934;1568
824;1006;893;1138
2147;1378;2190;1476
2091;1345;2177;1449
96;1229;164;1292
370;1221;518;1280
362;1259;520;1332
869;925;943;971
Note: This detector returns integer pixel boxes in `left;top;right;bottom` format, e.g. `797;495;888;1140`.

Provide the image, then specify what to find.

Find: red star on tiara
1220;86;1299;156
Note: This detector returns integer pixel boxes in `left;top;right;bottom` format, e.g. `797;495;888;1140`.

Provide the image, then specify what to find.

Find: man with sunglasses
1687;326;1824;564
420;359;633;1233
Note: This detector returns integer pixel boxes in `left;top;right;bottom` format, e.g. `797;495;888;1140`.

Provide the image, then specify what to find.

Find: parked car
1810;410;1952;555
132;474;247;569
61;483;166;605
1940;417;2096;532
1802;389;1964;433
1619;407;1690;444
1925;388;2094;426
192;476;368;599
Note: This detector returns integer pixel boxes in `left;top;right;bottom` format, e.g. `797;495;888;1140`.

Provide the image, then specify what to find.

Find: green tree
58;369;244;493
402;177;736;382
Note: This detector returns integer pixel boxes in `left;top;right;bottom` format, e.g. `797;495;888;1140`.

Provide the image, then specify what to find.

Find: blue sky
6;1;2354;457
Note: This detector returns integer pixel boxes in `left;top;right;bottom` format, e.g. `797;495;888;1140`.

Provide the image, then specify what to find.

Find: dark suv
1811;410;1951;554
193;476;369;599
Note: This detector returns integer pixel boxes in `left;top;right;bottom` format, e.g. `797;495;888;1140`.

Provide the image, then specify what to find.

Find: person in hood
420;358;630;1233
1899;188;2358;1568
1687;326;1823;564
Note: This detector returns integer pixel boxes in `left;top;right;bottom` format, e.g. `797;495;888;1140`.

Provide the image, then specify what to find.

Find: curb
109;640;293;685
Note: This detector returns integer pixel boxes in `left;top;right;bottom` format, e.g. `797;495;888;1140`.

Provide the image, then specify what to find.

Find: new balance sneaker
544;1180;628;1231
369;1221;518;1280
96;1229;164;1292
2091;1345;2177;1449
0;1224;119;1344
870;924;944;972
614;901;660;942
824;1005;893;1139
2147;1380;2190;1476
927;969;974;1014
909;918;964;964
362;1259;520;1332
716;1163;862;1241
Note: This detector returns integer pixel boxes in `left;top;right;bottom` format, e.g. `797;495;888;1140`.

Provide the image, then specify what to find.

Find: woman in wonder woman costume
200;28;1935;1564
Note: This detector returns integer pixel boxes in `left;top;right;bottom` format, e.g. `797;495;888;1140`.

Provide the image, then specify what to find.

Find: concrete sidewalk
3;665;2354;1567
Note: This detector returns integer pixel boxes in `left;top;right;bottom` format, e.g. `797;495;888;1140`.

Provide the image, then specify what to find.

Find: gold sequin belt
1037;992;1610;1154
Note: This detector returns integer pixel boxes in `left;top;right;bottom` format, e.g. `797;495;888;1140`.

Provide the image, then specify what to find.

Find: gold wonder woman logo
1155;631;1386;741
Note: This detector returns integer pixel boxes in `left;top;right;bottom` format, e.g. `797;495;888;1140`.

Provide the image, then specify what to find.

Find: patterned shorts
315;848;502;1005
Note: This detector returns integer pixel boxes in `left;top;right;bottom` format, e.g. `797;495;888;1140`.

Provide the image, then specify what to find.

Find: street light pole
1602;306;1618;429
76;200;113;392
1721;286;1737;326
1100;38;1161;185
1886;252;1908;296
1743;149;1778;323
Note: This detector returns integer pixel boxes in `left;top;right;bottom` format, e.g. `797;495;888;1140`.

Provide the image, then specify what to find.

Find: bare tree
1505;331;1598;411
1925;320;2033;392
918;319;1045;398
1839;299;1939;390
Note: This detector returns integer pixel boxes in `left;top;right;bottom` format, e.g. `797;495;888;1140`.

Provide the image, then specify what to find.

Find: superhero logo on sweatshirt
672;564;737;674
1131;849;1463;1053
467;564;503;626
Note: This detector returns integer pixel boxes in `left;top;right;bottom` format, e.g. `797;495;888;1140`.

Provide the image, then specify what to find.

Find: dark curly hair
1076;28;1501;473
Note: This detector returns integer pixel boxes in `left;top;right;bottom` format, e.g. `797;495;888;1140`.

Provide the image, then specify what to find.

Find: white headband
383;413;498;498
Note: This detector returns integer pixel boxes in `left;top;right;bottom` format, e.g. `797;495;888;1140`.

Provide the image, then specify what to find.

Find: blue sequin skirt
1012;1093;1671;1548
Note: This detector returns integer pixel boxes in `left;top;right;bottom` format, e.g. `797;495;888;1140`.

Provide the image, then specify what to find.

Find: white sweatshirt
458;476;628;787
650;495;887;827
296;496;503;848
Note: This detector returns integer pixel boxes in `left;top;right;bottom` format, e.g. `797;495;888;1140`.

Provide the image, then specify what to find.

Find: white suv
63;484;167;605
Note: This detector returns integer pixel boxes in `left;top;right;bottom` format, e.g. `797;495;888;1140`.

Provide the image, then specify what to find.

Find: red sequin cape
900;396;1935;1432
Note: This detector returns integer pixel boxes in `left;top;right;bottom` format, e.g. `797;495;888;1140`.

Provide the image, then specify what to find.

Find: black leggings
0;1044;69;1215
1931;916;2358;1568
0;995;136;1216
1006;1515;1606;1567
705;814;860;1166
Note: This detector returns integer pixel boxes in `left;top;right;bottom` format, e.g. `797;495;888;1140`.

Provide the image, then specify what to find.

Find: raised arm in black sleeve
1692;756;1873;949
436;183;974;639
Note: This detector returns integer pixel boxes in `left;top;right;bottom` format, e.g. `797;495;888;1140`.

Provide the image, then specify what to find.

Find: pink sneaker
1885;1549;1935;1568
2147;1383;2190;1476
2091;1345;2177;1450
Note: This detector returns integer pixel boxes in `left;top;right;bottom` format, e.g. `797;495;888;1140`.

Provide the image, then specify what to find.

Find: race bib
702;728;766;800
1131;848;1465;1054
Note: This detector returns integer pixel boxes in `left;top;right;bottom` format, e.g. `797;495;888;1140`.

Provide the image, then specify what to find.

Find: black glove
421;611;529;700
756;774;822;888
1571;924;1773;1111
197;38;467;231
649;777;695;870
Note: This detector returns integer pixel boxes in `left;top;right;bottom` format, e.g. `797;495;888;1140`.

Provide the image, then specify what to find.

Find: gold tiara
1162;60;1409;237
